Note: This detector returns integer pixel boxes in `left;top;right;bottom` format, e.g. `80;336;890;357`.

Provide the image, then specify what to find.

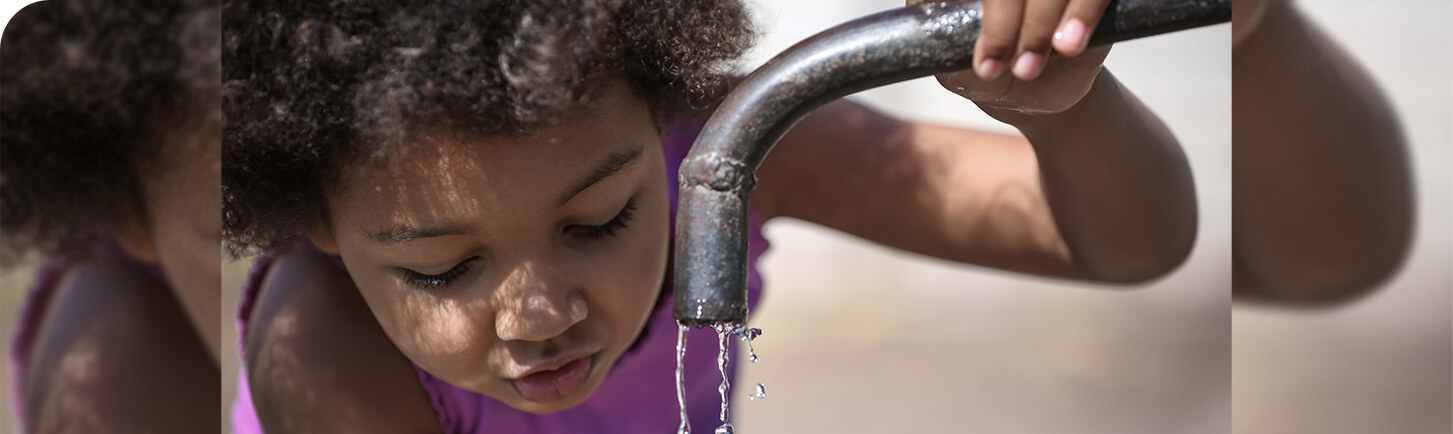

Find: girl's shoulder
241;249;441;432
18;255;216;432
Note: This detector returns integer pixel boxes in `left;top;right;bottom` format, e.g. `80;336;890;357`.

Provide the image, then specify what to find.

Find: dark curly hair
222;0;755;257
0;0;221;263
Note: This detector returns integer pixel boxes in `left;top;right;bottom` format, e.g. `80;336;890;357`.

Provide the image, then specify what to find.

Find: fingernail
1012;52;1044;80
978;57;1003;80
1054;18;1087;50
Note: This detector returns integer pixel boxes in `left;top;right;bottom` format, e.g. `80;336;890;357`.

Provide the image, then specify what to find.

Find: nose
494;261;588;342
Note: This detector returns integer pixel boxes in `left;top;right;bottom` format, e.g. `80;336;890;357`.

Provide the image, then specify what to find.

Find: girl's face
318;80;670;413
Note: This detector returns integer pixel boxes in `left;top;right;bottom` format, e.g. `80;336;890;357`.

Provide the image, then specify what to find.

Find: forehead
329;80;659;229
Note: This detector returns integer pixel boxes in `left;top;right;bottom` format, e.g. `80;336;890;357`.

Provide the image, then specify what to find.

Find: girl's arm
246;251;443;433
754;0;1195;284
754;67;1196;283
1231;0;1413;303
24;258;218;433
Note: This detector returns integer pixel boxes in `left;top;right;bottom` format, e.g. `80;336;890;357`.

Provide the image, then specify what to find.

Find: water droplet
747;383;766;401
741;333;759;364
726;325;762;363
678;321;767;433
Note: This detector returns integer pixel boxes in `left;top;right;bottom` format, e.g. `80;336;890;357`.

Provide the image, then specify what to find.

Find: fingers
974;0;1112;81
1014;0;1069;80
1053;0;1111;56
974;0;1025;81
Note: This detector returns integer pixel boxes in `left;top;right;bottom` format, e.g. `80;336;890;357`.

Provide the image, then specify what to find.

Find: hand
913;0;1112;116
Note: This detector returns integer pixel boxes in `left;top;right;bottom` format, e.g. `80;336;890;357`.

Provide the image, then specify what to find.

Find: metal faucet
672;0;1230;327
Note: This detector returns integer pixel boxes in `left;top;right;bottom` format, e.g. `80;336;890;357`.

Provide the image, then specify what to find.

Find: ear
305;222;341;255
112;215;160;264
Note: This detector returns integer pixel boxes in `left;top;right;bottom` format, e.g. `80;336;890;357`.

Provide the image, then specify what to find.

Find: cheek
588;183;672;336
362;284;484;362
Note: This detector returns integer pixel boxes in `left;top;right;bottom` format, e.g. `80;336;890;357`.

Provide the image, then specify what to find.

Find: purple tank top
7;256;71;434
230;118;770;433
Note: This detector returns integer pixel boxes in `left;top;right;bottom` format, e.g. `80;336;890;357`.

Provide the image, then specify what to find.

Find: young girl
223;0;1196;432
2;0;221;431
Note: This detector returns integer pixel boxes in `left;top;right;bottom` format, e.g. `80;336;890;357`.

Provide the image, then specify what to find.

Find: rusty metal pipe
673;0;1229;327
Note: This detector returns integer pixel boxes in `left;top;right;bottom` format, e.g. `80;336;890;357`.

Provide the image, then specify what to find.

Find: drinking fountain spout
672;0;1229;327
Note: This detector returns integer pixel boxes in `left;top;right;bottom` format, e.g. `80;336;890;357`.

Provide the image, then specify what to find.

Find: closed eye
400;257;479;289
564;199;636;241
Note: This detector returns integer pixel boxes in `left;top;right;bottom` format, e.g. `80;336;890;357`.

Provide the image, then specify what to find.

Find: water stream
714;323;734;433
676;323;691;434
676;321;766;434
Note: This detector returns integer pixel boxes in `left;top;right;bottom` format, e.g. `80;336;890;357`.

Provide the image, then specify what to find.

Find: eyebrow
555;145;644;207
365;145;644;245
367;224;471;245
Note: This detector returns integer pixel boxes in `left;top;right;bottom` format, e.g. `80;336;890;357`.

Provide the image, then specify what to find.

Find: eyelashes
564;199;636;241
402;257;479;290
398;199;637;290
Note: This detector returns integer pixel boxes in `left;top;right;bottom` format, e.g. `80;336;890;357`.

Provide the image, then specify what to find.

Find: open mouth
513;355;593;403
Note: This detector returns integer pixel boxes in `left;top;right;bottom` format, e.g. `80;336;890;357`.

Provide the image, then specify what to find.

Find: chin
512;395;588;415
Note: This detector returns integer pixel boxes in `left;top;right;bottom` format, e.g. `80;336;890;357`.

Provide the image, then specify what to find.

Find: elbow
1079;244;1195;285
1076;219;1198;285
1235;234;1412;308
1234;197;1415;307
1235;259;1406;307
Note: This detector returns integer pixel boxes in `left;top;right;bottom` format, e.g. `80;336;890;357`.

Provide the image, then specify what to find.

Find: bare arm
755;68;1196;283
24;258;218;433
246;250;442;433
1231;0;1413;304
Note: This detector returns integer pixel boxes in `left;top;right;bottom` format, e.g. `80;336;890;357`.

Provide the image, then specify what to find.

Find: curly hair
222;0;755;257
0;0;221;262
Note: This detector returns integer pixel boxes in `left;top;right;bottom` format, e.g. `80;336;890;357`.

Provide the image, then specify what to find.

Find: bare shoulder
245;249;442;433
23;257;218;433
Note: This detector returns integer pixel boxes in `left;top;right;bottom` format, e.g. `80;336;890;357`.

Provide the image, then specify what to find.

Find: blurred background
3;1;1450;434
724;1;1229;433
1229;1;1451;434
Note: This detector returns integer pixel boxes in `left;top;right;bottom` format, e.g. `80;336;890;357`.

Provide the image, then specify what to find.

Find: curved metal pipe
673;0;1229;326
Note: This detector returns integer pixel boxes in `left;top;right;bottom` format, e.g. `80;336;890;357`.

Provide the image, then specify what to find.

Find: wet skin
310;80;671;413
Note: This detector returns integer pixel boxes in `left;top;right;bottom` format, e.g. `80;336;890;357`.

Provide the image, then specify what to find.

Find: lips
513;356;592;403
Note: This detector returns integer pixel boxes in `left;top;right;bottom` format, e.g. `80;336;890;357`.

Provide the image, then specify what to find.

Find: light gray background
1229;1;1452;434
732;1;1229;433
